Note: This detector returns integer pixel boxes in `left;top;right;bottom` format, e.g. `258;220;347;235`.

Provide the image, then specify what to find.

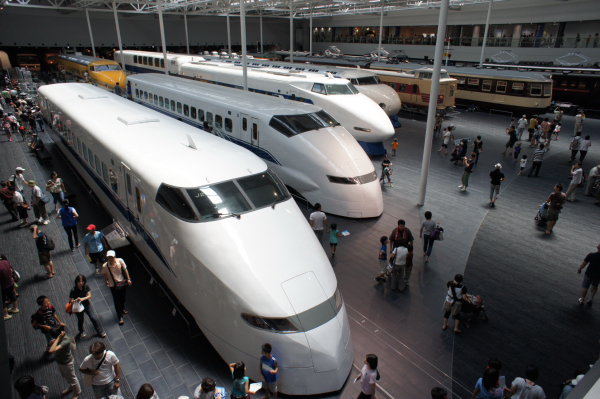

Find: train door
121;162;136;235
251;118;260;149
240;113;251;144
411;84;420;105
133;177;147;241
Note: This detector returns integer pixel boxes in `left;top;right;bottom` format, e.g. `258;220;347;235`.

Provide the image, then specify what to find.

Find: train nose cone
357;85;402;116
304;317;345;372
343;94;395;142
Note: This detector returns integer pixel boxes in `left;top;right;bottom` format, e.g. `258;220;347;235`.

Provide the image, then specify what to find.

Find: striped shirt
532;148;547;162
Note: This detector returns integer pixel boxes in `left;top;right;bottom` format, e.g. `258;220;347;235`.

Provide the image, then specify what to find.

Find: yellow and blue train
57;54;126;92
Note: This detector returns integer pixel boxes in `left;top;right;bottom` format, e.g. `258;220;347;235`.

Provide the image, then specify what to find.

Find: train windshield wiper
271;196;286;209
211;212;241;220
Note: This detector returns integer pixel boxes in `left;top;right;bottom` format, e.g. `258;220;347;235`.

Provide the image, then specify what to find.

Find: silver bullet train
128;74;383;218
114;50;395;143
201;56;402;116
37;83;353;395
115;49;205;74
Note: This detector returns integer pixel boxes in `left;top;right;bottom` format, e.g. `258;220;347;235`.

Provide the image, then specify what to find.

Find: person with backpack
8;166;27;193
59;200;79;252
49;328;81;399
354;354;379;399
569;133;583;163
442;274;467;334
32;225;55;279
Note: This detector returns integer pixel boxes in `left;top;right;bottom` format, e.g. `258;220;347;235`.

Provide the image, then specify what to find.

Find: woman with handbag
102;250;131;325
69;274;106;338
46;171;66;217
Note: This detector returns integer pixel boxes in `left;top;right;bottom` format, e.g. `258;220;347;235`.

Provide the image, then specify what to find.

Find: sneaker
579;298;584;306
8;308;19;314
37;218;43;224
390;184;394;188
4;315;12;321
71;248;75;252
95;268;99;275
80;331;87;338
42;219;49;225
404;280;410;285
119;318;124;325
98;332;106;338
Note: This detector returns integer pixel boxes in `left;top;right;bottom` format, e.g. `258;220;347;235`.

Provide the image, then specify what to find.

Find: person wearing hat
28;180;49;225
101;250;131;325
83;225;108;275
8;167;27;193
489;164;505;208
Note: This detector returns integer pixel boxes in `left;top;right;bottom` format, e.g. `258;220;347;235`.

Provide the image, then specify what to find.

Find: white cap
495;163;502;169
106;250;116;258
16;167;25;172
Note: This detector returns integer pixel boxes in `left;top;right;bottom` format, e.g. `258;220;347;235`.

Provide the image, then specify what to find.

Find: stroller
461;294;488;328
534;202;549;228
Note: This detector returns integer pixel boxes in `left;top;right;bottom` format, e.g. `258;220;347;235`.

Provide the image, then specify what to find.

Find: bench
35;148;53;164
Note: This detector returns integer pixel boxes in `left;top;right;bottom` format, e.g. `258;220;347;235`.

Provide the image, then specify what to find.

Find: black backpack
43;235;55;251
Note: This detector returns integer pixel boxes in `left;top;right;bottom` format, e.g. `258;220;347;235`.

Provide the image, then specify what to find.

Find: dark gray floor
2;103;598;399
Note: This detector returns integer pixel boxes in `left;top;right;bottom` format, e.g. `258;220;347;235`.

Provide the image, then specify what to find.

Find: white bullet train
113;50;395;143
128;74;383;218
114;49;205;74
37;83;353;395
202;56;402;116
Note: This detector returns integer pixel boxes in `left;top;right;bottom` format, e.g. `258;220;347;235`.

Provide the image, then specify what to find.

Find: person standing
516;115;528;141
9;166;27;193
528;115;538;141
0;255;18;321
437;127;453;155
46;171;66;217
579;135;591;163
545;183;566;235
260;343;278;399
472;368;503;399
309;203;328;243
565;162;583;202
32;225;55;279
354;354;379;399
420;211;438;263
31;295;65;347
458;153;476;192
0;182;18;221
36;110;45;132
390;245;408;291
506;365;545;399
70;275;106;338
391;138;399;156
83;224;108;275
102;250;131;325
79;342;121;399
442;274;467;334
488;164;505;207
27;180;49;225
59;200;79;252
554;107;564;122
389;220;414;251
574;110;585;135
528;144;549;178
380;155;392;180
470;136;483;164
586;164;600;196
12;188;28;226
49;329;81;399
577;243;600;307
568;134;583;163
114;82;122;97
13;376;47;399
502;126;518;156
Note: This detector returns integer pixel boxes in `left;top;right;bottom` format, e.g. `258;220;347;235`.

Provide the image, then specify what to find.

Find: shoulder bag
107;260;128;290
83;351;107;387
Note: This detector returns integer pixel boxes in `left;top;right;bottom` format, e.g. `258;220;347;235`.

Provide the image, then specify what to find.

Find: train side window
77;137;82;154
95;155;101;175
159;97;164;107
160;59;164;68
206;112;213;127
149;93;153;102
242;118;247;131
215;115;223;129
143;56;148;65
496;81;507;94
135;89;139;98
544;84;552;96
154;58;159;67
184;105;189;117
467;79;479;88
252;123;258;140
154;94;158;105
412;85;419;94
225;118;232;133
569;81;576;87
109;168;118;193
144;91;148;101
155;184;197;221
577;81;586;89
512;82;524;95
88;149;94;168
177;102;182;114
191;107;197;119
398;84;406;92
530;84;542;97
164;98;169;109
198;109;205;122
126;174;132;196
482;80;492;92
101;162;109;185
82;143;88;162
171;100;175;112
136;187;142;213
133;55;138;63
312;83;326;94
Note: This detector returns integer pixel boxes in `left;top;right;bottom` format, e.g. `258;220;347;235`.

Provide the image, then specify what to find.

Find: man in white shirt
390;246;408;291
309;203;329;243
586;164;600;196
574;111;585;135
79;342;121;399
9;167;27;193
27;180;49;224
565;162;583;202
516;115;528;141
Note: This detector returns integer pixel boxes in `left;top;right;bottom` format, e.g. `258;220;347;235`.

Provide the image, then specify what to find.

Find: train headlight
354;127;371;132
241;314;300;333
379;102;386;110
327;176;360;185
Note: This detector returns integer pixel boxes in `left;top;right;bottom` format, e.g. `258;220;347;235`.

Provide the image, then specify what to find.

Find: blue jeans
51;191;65;207
423;235;435;256
75;304;103;334
92;379;120;399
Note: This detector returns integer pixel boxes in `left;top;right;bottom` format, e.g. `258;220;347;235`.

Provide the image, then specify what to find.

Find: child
391;138;399;156
552;122;561;140
519;155;528;176
530;125;540;147
31;295;65;350
404;245;414;285
260;343;278;399
375;236;389;284
513;142;522;161
193;377;221;399
329;223;343;257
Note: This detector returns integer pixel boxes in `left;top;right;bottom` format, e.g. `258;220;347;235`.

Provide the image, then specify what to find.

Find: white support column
309;5;313;55
227;9;232;57
479;0;493;67
184;13;190;54
260;9;264;54
289;0;294;62
85;8;96;58
378;0;384;61
112;0;125;73
240;0;248;91
157;0;168;75
417;0;449;206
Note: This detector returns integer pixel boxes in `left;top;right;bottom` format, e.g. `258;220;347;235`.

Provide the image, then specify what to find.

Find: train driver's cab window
206;112;213;127
544;84;552;96
135;89;139;98
512;82;524;95
109;168;118;193
225;118;232;133
530;84;542;97
418;71;432;79
177;102;182;114
496;81;507;94
184;105;189;117
198;109;205;122
101;162;109;185
215;115;223;129
143;57;148;65
159;97;164;107
155;184;198;221
482;80;492;92
170;100;175;112
312;83;326;94
191;107;197;119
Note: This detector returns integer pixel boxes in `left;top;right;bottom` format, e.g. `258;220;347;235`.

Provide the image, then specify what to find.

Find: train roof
370;67;457;81
57;54;117;66
212;58;377;78
372;62;552;82
128;74;323;116
38;83;266;188
118;50;204;62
